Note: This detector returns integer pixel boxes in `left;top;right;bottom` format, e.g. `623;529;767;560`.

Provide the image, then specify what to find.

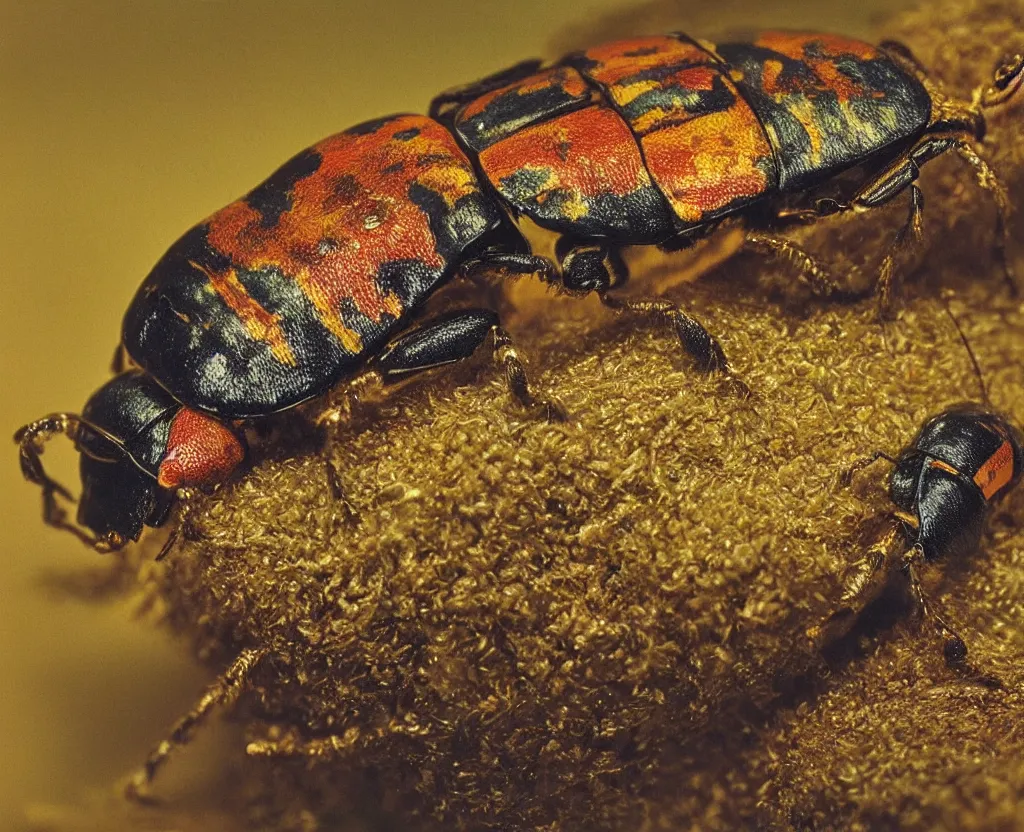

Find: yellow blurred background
1;0;909;826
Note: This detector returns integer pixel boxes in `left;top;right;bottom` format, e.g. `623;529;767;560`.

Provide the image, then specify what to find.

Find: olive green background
1;0;916;826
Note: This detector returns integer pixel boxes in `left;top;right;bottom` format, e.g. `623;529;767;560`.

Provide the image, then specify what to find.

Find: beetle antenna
938;291;989;406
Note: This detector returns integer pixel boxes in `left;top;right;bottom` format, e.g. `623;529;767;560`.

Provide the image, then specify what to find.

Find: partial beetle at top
16;28;1024;555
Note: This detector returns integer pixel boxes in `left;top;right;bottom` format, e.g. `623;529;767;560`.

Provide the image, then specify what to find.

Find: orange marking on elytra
929;459;960;477
203;116;476;357
761;60;785;97
479;105;653;210
755;31;871;105
582;36;710;86
974;440;1015;500
641;100;773;223
191;261;297;366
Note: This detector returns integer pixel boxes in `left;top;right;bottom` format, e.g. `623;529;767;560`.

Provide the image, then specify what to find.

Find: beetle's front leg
901;546;971;668
14;414;109;549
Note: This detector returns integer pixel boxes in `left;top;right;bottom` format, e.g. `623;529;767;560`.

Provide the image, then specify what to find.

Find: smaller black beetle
814;404;1023;665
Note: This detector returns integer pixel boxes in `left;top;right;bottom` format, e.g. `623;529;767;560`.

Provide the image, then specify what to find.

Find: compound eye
982;52;1024;108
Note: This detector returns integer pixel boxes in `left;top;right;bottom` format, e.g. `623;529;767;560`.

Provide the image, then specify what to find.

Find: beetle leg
460;250;561;312
461;250;558;296
875;184;925;317
901;546;970;667
807;520;904;648
949;140;1018;296
599;293;732;377
428;58;545;121
125;646;267;801
373;309;567;421
743;232;843;297
841;147;930;315
462;251;557;280
553;238;737;384
837;127;1014;312
247;728;352;758
152;487;200;561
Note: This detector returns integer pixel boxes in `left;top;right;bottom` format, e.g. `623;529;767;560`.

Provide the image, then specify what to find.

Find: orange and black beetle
16;32;1024;554
815;404;1024;667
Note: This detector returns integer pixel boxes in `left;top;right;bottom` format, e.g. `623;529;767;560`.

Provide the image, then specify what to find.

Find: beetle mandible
15;31;1024;558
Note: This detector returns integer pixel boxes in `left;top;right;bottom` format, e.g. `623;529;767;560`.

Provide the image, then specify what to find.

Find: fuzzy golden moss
50;1;1024;829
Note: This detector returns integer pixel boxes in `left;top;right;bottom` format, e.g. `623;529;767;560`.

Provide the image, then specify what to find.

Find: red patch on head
158;407;245;490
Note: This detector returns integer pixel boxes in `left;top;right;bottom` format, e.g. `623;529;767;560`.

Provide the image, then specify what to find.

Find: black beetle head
77;446;171;551
78;372;182;548
15;371;178;552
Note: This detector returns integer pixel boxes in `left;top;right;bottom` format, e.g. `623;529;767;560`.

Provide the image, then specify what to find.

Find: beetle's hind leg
125;647;266;801
807;520;904;649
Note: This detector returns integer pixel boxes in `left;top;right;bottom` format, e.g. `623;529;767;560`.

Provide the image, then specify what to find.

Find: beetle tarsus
599;293;729;375
15;414;105;548
491;326;568;422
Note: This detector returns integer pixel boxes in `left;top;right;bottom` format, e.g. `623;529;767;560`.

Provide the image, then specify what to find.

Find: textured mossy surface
36;1;1024;829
